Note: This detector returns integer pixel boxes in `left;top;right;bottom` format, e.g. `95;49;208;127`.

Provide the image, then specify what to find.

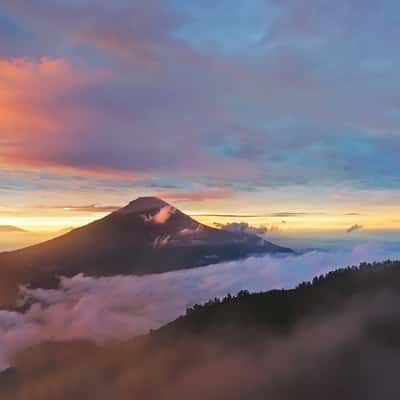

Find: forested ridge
2;259;400;400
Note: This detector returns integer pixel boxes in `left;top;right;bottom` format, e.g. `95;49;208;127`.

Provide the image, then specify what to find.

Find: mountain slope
0;197;292;307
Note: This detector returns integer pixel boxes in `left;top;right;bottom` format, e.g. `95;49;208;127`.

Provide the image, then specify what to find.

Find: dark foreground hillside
2;260;400;399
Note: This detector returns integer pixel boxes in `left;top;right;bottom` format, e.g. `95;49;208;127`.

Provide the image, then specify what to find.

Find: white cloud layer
1;242;399;370
215;222;268;237
144;206;176;224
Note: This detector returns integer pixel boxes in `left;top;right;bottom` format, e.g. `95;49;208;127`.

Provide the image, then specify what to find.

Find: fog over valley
1;241;399;371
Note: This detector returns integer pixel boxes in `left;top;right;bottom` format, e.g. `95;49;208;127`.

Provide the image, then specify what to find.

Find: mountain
0;225;27;233
2;260;400;399
0;197;292;308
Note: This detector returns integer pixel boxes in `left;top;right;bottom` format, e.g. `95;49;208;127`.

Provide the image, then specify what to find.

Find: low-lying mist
1;242;399;370
4;287;400;399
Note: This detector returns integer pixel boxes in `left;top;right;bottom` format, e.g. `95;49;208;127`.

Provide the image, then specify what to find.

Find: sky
0;0;400;235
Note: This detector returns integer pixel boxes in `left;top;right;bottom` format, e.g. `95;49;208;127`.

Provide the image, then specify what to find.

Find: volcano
0;197;292;307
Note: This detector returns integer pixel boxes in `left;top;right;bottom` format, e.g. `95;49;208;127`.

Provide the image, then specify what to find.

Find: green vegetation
161;260;400;337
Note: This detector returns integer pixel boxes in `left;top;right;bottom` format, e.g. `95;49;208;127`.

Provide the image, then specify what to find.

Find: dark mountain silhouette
2;260;400;399
0;196;292;308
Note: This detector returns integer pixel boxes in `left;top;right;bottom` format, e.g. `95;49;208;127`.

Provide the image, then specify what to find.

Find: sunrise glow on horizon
2;198;400;234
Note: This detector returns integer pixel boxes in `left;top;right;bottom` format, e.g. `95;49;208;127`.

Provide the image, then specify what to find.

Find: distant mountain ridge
0;197;293;308
0;225;27;233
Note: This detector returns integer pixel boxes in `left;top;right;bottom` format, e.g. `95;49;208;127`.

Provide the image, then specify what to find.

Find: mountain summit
116;196;170;214
0;197;292;307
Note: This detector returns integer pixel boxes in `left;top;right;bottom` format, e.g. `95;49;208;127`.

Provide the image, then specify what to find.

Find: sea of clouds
1;241;400;370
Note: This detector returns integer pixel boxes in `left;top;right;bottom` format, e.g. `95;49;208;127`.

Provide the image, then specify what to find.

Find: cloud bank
215;222;268;237
0;242;399;370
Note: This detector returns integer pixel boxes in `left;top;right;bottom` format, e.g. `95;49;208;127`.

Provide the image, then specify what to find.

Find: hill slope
2;260;400;399
0;197;292;307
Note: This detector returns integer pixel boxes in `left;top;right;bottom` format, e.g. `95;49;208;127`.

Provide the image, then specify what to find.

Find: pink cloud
0;57;124;175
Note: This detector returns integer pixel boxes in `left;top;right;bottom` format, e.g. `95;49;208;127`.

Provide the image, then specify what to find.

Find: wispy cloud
346;224;363;233
214;222;268;237
158;189;235;202
192;212;324;218
34;204;120;213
